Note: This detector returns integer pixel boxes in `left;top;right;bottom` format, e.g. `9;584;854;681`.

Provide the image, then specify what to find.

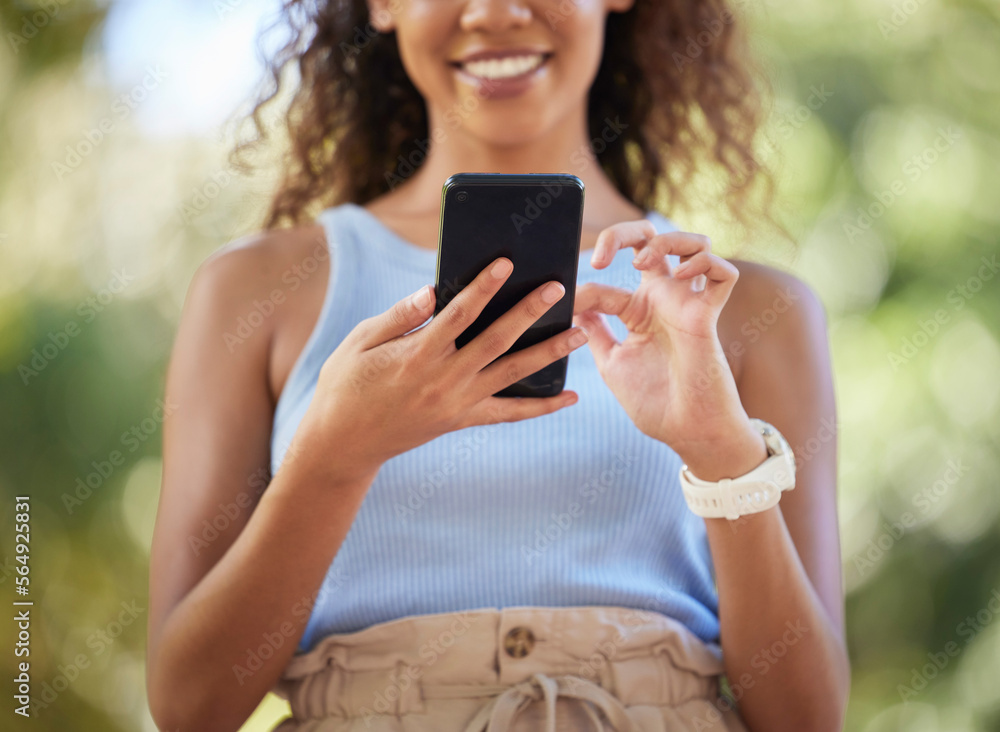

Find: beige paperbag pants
270;605;749;732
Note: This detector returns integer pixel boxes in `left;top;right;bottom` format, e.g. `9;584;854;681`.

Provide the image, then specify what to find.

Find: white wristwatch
678;419;796;520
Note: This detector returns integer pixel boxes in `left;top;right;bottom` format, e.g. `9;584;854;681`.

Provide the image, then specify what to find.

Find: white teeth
460;54;546;81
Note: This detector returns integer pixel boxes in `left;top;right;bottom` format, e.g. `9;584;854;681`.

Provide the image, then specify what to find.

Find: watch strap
679;419;796;520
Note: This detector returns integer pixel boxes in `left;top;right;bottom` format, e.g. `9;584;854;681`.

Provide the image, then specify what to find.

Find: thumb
357;284;435;349
574;310;619;371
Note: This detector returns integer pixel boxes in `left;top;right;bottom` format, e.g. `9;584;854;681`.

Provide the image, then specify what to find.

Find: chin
465;115;557;149
450;89;578;149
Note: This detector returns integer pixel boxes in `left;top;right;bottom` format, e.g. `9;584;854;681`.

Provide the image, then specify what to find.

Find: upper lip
450;47;553;65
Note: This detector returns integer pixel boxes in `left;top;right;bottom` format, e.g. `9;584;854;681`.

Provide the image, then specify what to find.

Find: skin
146;1;850;730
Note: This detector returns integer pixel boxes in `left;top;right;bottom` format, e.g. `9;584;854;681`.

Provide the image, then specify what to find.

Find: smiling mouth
449;53;553;81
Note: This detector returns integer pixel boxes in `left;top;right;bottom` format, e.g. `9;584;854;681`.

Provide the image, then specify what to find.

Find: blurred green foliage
0;0;998;730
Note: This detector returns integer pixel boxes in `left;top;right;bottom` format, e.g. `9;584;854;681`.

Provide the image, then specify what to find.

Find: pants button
503;626;536;658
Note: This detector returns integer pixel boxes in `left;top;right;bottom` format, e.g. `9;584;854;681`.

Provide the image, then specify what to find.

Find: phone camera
456;191;468;202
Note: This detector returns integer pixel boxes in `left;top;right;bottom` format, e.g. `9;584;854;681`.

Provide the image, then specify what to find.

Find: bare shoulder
718;258;829;384
191;222;328;308
181;220;330;404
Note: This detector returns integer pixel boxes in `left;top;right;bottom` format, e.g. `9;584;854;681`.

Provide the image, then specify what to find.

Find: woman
146;0;850;730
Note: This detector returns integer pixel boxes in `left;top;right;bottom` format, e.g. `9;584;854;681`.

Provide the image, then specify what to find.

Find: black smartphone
433;172;585;398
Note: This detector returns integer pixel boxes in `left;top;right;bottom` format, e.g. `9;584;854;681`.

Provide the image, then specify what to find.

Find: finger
459;390;580;429
631;231;710;278
353;283;437;350
630;240;673;277
424;256;512;353
573;310;619;370
476;325;589;398
476;326;589;396
630;232;700;278
590;219;658;269
457;278;566;372
573;282;632;317
634;231;712;269
673;252;740;306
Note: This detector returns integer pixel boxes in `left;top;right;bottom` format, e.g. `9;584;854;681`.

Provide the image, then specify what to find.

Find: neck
382;102;641;226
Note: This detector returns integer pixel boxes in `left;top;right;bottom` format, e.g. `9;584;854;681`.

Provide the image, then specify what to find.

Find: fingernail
568;328;588;348
412;285;431;308
491;258;513;278
541;282;564;304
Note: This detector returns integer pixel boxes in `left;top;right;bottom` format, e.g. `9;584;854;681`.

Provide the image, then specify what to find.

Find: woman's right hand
300;256;589;476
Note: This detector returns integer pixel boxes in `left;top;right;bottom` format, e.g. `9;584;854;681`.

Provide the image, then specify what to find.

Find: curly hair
230;0;790;247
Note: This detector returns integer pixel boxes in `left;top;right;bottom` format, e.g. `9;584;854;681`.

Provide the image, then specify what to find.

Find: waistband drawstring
421;671;636;732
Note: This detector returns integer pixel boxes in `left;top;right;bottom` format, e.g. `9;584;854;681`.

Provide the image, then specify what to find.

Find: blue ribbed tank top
270;202;720;654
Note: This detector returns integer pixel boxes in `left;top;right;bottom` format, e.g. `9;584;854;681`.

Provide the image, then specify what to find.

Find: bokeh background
1;0;998;730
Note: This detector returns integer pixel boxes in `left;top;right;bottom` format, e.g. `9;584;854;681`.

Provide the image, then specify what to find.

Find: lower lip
452;56;550;100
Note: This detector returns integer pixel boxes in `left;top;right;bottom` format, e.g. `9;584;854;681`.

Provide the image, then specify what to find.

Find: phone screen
433;172;585;398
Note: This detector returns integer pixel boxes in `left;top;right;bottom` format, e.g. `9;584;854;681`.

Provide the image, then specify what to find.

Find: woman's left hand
573;220;765;477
